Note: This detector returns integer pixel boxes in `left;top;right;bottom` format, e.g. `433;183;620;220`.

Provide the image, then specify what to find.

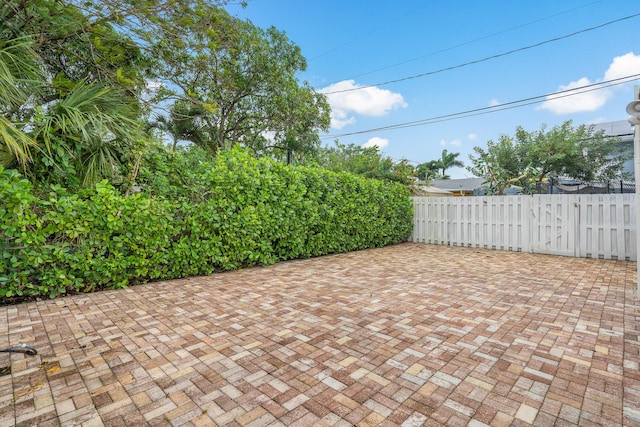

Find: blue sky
226;0;640;178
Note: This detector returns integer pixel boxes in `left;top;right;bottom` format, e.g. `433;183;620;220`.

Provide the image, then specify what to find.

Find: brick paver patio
2;242;640;426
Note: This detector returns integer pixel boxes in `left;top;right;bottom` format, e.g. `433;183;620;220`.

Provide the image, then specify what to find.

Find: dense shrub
0;148;413;302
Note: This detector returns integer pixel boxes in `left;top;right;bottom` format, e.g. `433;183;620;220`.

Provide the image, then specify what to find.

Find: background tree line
0;1;629;196
0;0;331;191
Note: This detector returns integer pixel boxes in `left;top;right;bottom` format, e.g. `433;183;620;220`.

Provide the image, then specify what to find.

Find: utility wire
347;0;603;80
310;1;436;61
321;73;640;140
323;12;640;94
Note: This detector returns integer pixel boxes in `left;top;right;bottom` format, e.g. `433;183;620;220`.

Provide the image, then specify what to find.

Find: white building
593;120;635;179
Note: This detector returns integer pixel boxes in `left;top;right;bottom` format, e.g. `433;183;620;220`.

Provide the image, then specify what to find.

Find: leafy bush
0;148;413;302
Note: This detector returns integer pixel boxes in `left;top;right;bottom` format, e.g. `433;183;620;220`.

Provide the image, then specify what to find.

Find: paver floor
2;242;640;426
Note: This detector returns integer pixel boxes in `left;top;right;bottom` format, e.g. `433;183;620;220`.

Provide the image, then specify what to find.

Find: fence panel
475;196;529;252
411;194;637;261
578;194;636;260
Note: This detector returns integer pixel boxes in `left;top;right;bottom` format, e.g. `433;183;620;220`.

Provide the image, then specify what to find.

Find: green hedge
0;148;413;301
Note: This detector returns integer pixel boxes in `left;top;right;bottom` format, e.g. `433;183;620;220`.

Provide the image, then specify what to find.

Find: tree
0;36;145;188
1;0;331;187
415;160;440;181
149;101;213;152
416;150;464;181
1;1;147;99
467;135;530;195
0;36;40;167
437;149;464;179
0;59;146;188
145;5;330;155
0;2;150;188
29;82;145;188
468;120;629;195
254;85;330;163
516;120;628;184
312;142;414;185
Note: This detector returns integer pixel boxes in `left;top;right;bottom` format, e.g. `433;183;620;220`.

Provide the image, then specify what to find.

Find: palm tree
0;35;145;187
151;101;213;152
416;160;440;181
438;149;464;179
33;82;144;187
0;36;41;167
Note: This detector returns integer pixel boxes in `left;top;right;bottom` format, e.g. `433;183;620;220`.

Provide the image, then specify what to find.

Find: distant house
430;178;523;196
416;186;453;197
430;178;486;196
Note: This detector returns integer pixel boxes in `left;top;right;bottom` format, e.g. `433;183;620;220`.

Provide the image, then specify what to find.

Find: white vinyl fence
410;194;637;261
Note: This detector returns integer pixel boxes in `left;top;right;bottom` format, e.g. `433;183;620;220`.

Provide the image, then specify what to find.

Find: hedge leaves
1;148;413;301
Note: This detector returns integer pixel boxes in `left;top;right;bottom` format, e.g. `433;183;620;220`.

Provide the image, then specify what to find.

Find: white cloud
539;77;611;114
539;52;640;115
330;109;356;130
468;133;478;140
362;137;389;149
319;80;407;130
489;99;501;107
439;139;461;147
604;52;640;81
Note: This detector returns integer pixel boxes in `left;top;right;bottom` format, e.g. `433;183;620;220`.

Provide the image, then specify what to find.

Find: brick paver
1;242;639;426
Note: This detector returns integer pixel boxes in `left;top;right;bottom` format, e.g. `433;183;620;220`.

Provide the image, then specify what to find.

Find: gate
529;195;577;257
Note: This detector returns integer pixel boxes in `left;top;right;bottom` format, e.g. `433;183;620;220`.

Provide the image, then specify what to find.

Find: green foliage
0;35;41;167
468;120;628;195
28;82;146;188
2;0;329;189
1;0;147;94
145;4;330;155
515;121;628;183
0;149;412;302
136;144;215;201
0;8;147;190
467;135;531;196
437;149;464;179
415;160;440;181
311;142;415;186
416;149;464;181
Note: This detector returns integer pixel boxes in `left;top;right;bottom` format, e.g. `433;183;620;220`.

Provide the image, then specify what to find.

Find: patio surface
2;242;640;426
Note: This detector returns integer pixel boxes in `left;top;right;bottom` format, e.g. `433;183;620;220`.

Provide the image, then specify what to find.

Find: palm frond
0;36;42;165
0;39;43;104
79;143;122;187
37;81;141;147
33;81;144;186
0;115;34;168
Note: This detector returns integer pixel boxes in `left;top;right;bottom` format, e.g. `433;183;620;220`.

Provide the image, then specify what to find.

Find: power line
309;1;437;61
321;73;640;140
322;12;640;95
347;0;604;80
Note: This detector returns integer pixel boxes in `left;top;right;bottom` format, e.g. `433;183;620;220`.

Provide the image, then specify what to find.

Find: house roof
593;120;634;140
431;178;486;191
419;186;453;196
